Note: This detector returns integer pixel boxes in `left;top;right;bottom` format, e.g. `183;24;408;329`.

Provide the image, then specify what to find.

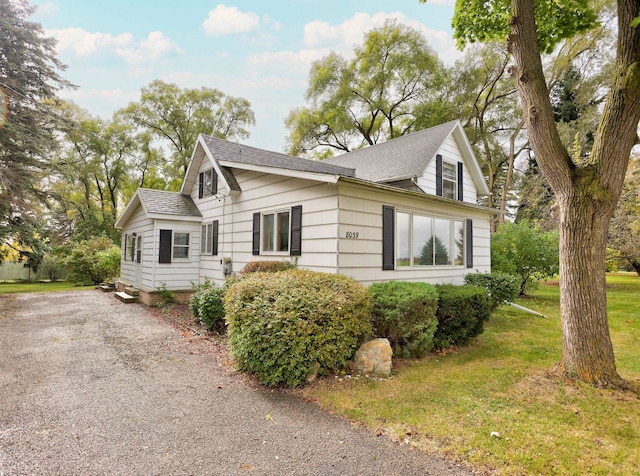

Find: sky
32;0;461;153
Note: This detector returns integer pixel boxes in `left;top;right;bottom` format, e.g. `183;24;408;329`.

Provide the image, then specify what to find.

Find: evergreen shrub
464;272;520;312
434;284;491;349
224;269;372;387
369;281;438;358
190;279;226;332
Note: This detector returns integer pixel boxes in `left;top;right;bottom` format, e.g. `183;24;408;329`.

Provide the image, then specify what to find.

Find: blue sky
32;0;460;152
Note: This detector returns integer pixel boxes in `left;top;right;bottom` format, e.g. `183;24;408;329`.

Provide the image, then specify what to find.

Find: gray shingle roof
200;135;355;177
138;188;201;217
323;120;459;182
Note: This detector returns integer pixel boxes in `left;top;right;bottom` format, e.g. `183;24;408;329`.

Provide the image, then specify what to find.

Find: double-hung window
436;154;463;201
198;169;218;198
159;230;190;263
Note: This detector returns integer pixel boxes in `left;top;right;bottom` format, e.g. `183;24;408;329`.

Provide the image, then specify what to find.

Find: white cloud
58;88;140;118
48;27;133;57
202;4;260;36
116;31;184;65
35;1;59;17
302;11;462;64
248;49;330;75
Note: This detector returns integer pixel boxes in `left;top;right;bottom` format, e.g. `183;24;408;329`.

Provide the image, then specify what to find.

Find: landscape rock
354;338;392;377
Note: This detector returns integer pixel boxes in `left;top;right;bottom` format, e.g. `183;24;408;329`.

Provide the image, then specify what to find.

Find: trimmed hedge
369;281;438;358
433;284;491;349
190;280;226;332
224;269;372;387
464;272;520;312
239;260;296;274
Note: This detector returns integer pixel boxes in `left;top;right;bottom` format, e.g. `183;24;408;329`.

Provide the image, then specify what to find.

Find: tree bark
509;0;640;387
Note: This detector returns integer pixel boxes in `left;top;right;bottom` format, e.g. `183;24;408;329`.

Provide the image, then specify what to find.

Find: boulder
353;338;392;377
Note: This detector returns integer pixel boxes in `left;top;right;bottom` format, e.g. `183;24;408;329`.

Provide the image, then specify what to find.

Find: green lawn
0;281;94;294
301;273;640;475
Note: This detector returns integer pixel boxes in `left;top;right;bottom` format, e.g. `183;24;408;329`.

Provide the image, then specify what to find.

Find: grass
301;273;640;475
0;281;94;294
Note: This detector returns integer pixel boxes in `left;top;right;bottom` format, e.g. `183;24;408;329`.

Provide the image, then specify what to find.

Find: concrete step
99;284;116;292
115;291;139;304
123;287;140;297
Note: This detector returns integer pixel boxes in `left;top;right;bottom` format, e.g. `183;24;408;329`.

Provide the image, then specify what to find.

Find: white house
114;120;495;305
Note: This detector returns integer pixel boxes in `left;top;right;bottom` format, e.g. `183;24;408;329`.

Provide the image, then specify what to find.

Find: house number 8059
345;232;359;239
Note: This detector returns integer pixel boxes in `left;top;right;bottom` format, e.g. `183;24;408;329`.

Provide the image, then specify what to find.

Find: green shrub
464;272;520;312
66;237;120;284
369;281;438;358
224;269;372;387
239;260;296;274
433;284;491;349
190;279;226;332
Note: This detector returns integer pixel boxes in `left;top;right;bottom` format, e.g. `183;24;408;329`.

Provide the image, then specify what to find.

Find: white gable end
417;133;479;204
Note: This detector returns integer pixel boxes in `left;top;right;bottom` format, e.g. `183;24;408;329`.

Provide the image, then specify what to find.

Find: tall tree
0;0;72;258
120;80;255;183
285;19;451;157
445;0;640;387
450;42;527;226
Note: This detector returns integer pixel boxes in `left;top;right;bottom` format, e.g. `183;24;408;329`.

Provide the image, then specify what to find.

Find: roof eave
338;176;500;215
218;160;342;183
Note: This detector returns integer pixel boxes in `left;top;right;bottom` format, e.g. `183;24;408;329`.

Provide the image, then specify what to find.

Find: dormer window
198;169;218;198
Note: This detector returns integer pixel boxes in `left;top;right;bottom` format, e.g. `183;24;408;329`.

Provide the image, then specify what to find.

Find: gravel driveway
0;290;476;475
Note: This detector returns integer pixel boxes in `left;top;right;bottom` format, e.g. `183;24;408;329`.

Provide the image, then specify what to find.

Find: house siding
152;219;201;290
418;135;478;203
336;181;490;285
193;167;340;286
119;205;153;290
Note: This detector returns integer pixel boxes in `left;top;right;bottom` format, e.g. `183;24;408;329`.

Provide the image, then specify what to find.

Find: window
128;234;135;261
135;235;142;263
200;221;219;256
395;211;465;267
442;162;457;200
158;230;191;263
173;233;190;259
262;210;289;252
198;169;218;198
435;154;463;201
252;206;302;256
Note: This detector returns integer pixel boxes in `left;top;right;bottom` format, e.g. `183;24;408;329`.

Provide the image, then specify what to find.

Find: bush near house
224;269;372;387
239;260;296;274
464;272;520;312
190;279;226;332
369;281;439;358
66;237;121;285
433;284;491;349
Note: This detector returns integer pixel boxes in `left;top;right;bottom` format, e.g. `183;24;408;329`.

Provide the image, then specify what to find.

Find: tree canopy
285;19;451;158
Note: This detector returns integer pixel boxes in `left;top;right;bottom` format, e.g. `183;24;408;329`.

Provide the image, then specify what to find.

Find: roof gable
323;120;489;195
115;188;201;229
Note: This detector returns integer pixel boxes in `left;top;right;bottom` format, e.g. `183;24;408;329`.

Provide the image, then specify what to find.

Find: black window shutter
123;234;128;261
252;213;261;256
198;172;204;199
290;205;302;257
212;169;218;195
382;205;395;270
466;219;473;268
159;229;172;264
457;161;464;201
212;220;219;256
435;154;443;197
136;239;142;263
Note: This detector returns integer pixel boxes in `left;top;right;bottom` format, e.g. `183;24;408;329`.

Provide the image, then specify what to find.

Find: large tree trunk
509;0;640;387
556;193;623;386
